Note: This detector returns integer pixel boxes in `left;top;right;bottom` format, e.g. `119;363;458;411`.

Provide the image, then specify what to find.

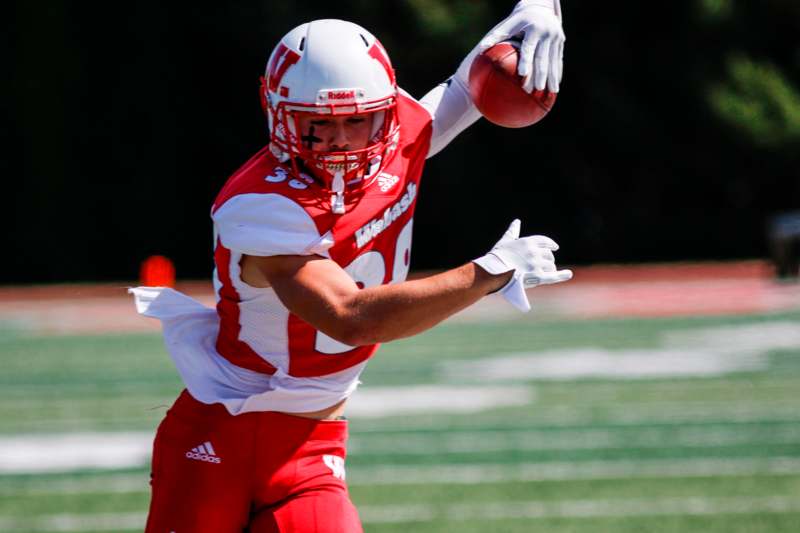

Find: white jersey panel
213;192;333;257
129;287;365;415
228;250;291;373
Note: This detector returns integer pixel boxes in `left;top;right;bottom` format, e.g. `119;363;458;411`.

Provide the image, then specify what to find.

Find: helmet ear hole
259;76;269;117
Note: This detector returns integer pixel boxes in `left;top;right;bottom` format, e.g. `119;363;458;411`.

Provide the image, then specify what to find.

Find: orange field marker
140;255;176;287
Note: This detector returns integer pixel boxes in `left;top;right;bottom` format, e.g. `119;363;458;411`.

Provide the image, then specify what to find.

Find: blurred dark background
5;0;799;283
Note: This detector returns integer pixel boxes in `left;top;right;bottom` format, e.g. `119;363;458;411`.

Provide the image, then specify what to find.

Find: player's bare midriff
284;397;348;421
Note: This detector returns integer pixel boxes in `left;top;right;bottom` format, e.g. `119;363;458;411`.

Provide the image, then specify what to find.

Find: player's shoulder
212;185;331;258
211;147;332;257
397;88;434;126
397;88;434;149
212;146;318;213
213;192;332;257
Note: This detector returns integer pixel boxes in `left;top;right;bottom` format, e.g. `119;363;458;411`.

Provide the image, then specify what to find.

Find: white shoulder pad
213;193;334;257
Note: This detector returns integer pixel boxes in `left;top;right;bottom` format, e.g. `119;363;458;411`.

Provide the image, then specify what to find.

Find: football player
132;2;568;531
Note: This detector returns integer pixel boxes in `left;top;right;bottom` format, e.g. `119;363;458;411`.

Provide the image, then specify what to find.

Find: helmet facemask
270;96;399;213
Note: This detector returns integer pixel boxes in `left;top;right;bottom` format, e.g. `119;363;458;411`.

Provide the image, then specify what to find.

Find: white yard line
347;457;800;486
440;321;800;382
3;417;800;474
359;495;800;523
441;348;769;381
348;425;800;455
346;385;534;417
0;432;153;474
664;321;800;351
1;495;798;531
4;457;800;497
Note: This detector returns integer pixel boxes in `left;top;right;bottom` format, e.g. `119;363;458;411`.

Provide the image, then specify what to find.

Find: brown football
468;41;557;128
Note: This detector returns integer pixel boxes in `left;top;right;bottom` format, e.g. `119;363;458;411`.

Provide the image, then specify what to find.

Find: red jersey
210;93;432;385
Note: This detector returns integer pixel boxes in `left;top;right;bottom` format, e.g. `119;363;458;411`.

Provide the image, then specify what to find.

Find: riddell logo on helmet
328;90;356;100
317;88;364;103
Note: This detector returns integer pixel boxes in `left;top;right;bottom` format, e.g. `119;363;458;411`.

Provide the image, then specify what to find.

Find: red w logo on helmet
368;40;396;86
267;43;301;94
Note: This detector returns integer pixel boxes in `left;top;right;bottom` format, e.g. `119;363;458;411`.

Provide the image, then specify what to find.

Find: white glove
473;219;573;312
476;0;565;93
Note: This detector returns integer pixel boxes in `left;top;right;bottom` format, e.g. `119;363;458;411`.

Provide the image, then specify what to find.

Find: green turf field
1;310;799;532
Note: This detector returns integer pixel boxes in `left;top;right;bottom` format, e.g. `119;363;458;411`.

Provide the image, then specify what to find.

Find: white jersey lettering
355;182;416;248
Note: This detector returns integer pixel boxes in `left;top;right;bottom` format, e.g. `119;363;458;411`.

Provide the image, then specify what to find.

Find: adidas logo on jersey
355;182;417;248
377;172;399;192
185;441;221;464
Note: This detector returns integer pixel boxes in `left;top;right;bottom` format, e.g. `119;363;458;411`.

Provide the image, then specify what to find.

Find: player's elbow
327;319;384;347
317;326;367;347
333;329;372;347
321;310;392;347
308;308;361;347
316;294;404;346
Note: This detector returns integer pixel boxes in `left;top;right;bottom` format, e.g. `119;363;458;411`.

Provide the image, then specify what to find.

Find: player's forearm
337;263;510;345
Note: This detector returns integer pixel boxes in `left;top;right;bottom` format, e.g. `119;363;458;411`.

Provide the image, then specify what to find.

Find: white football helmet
261;19;400;213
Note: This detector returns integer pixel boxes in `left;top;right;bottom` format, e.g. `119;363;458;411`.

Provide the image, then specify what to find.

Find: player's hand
473;219;572;312
478;0;565;93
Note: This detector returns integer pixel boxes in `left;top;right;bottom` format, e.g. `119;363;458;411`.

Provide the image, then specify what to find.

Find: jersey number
315;219;413;354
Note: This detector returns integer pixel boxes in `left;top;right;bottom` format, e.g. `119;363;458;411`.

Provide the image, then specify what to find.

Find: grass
0;310;799;531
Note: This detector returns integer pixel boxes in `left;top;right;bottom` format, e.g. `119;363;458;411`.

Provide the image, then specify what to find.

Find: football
468;41;557;128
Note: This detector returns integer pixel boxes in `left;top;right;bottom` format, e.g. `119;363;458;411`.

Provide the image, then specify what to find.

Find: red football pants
145;390;362;533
